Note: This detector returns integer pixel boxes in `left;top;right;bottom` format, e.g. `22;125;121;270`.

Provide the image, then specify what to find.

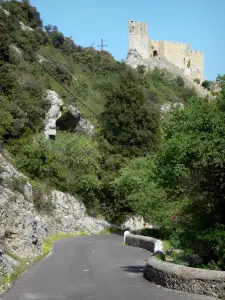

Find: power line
97;38;107;51
0;23;99;118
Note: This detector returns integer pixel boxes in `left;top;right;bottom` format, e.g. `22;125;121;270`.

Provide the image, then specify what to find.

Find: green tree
101;68;160;158
110;157;166;224
156;96;225;268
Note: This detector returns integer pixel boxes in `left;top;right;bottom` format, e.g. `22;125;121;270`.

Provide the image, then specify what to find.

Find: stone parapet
146;256;225;298
124;232;162;252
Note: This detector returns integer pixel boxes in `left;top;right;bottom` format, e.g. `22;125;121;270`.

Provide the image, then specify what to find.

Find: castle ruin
127;20;205;82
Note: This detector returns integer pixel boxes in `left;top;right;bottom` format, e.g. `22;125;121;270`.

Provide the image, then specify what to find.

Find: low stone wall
124;232;162;252
146;256;225;298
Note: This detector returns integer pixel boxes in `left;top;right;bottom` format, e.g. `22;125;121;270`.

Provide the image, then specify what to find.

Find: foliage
156;98;225;269
201;80;210;89
31;180;55;213
101;68;161;158
193;78;200;84
103;157;166;224
13;132;101;214
187;60;191;69
176;76;185;87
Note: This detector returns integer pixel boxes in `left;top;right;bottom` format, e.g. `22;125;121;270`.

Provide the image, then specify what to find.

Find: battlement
129;20;148;33
163;40;188;46
127;20;205;81
190;50;204;55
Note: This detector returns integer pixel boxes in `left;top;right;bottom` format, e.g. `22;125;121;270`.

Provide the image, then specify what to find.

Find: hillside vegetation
1;0;225;270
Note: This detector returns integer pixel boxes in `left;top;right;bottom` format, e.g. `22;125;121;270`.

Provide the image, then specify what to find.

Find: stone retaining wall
124;231;225;298
124;232;162;252
146;256;225;298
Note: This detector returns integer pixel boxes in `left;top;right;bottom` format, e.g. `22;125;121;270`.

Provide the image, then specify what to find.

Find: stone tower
128;20;149;60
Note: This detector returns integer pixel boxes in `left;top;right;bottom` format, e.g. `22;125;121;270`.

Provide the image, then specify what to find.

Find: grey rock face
44;90;63;139
0;5;10;16
126;49;144;68
161;102;184;113
0;152;110;277
121;216;145;231
19;21;33;32
57;104;94;136
0;254;18;278
44;91;94;139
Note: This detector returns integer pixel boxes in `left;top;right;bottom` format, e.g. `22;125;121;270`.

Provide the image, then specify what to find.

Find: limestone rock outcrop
0;5;10;16
56;104;94;136
19;21;33;32
44;90;63;139
44;90;94;139
121;216;145;231
0;152;110;262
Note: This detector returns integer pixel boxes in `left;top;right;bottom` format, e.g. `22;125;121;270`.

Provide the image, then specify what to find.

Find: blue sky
30;0;225;80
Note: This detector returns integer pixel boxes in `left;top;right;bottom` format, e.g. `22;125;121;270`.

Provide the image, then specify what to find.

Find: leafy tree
101;68;160;157
156;97;225;268
110;157;166;224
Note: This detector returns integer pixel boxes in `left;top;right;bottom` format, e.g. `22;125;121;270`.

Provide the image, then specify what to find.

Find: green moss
162;240;171;252
98;227;121;235
187;60;191;69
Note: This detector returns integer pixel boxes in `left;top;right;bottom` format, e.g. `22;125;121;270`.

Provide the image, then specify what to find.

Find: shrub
202;80;210;89
193;78;200;84
14;132;101;214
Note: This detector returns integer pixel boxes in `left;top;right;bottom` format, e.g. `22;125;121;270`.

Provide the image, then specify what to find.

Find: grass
98;227;121;235
0;232;86;293
162;240;171;252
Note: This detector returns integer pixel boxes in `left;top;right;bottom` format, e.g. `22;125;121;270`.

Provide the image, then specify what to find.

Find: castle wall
163;41;190;70
150;40;165;57
127;20;205;81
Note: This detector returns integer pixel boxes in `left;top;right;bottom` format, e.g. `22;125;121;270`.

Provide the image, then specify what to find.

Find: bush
202;80;210;89
156;98;225;269
106;157;166;224
14;132;102;214
176;76;185;87
193;78;200;84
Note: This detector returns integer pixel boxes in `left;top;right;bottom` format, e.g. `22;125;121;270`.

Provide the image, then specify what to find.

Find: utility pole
97;38;107;51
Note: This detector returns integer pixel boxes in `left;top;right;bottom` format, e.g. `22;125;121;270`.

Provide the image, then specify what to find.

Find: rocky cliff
0;150;110;278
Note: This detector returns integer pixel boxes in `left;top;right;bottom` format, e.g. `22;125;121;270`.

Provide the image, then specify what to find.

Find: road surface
1;234;213;300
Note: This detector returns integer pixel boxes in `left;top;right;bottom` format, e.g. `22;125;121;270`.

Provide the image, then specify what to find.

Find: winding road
1;234;213;300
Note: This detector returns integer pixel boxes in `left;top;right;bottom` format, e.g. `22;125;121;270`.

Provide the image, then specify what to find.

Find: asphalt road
1;234;213;300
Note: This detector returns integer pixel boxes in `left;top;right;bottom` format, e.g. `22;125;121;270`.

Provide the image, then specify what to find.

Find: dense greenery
1;0;225;270
101;68;160;157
